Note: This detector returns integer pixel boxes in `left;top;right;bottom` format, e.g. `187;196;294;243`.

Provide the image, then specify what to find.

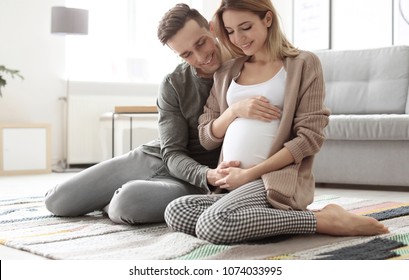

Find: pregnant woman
165;0;389;244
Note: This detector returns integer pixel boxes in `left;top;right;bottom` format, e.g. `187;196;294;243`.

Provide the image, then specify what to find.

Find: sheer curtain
66;0;195;83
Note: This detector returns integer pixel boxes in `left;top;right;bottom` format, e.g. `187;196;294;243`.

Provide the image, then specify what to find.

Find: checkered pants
164;179;316;244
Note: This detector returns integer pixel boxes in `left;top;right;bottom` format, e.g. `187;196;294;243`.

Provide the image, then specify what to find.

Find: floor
1;172;408;260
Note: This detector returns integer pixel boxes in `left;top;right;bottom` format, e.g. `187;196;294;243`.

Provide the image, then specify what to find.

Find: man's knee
108;182;164;224
44;186;78;217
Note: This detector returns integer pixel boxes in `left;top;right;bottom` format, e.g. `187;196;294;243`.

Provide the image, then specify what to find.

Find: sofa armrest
406;88;409;114
325;114;409;140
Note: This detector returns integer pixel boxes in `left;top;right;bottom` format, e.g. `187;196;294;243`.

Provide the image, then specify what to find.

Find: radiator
67;82;158;164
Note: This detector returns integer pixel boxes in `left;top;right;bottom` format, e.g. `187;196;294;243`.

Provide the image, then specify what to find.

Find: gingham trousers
164;179;317;244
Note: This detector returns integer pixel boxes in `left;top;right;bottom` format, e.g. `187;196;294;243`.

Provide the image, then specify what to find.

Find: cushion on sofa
316;46;409;115
325;114;409;140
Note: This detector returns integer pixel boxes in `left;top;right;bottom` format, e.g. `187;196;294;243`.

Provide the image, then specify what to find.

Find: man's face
167;19;222;78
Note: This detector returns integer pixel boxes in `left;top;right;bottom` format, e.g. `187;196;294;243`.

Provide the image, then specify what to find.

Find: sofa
312;45;409;187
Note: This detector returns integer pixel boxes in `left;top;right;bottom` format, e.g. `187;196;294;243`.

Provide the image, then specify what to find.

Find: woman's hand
211;96;281;139
215;166;254;191
230;96;281;122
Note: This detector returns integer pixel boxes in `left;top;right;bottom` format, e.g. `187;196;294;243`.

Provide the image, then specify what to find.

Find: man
45;3;236;224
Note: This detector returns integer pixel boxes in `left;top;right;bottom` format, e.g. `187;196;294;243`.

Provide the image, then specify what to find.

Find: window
66;0;197;83
331;0;392;50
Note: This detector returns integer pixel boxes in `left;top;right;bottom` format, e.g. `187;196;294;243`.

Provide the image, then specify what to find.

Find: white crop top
222;67;286;169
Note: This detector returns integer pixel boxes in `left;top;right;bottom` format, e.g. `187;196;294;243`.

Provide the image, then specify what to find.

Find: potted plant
0;65;24;97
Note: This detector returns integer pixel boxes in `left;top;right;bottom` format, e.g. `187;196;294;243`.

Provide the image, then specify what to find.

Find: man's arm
157;77;212;192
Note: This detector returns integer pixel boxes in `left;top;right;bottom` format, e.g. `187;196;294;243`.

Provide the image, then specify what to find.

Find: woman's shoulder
288;50;322;67
289;50;320;63
285;50;322;74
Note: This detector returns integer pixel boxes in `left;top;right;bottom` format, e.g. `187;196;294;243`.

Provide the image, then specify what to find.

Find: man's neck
192;66;212;80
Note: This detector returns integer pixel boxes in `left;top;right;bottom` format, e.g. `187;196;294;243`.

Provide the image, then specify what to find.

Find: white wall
0;0;66;167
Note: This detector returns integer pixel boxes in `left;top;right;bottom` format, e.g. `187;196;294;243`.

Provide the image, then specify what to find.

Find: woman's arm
283;53;330;163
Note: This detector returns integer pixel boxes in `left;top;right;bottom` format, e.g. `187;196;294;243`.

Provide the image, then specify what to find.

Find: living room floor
1;172;409;260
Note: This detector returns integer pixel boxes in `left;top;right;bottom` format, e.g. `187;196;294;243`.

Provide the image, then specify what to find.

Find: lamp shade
51;6;88;35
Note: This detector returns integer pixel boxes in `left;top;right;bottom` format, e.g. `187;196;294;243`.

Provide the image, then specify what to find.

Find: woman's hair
214;0;299;59
157;3;210;45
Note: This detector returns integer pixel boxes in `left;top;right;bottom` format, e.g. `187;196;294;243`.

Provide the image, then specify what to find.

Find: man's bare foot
314;204;389;236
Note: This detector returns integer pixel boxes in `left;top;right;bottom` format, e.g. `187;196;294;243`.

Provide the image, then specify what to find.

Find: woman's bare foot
314;204;389;236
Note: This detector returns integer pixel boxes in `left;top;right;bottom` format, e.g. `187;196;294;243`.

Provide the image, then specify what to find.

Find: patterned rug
1;195;409;260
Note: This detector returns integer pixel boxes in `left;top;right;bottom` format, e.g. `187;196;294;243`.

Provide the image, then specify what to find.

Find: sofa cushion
325;114;409;140
315;46;409;115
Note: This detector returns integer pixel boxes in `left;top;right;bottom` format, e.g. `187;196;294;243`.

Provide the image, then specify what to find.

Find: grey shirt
141;62;221;192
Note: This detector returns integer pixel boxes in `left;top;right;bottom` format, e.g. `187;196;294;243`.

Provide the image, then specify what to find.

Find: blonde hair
214;0;299;60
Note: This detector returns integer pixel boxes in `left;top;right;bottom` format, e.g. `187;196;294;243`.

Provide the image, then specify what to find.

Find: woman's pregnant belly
222;118;280;169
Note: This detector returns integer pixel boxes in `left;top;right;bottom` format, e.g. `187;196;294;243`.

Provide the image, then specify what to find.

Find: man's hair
157;3;210;45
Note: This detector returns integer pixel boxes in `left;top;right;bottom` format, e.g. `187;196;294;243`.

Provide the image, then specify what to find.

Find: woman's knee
164;199;177;229
164;196;189;231
195;210;232;244
165;196;202;236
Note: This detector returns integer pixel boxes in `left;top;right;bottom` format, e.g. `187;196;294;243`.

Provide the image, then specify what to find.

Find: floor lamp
51;6;88;172
399;0;409;25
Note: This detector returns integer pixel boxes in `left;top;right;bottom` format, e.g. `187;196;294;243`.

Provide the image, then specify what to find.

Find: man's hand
206;160;240;187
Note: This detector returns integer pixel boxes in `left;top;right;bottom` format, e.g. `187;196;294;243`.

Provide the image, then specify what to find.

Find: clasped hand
215;163;252;191
208;161;252;192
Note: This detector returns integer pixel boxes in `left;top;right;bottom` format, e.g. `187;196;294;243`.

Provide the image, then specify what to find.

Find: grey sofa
313;45;409;187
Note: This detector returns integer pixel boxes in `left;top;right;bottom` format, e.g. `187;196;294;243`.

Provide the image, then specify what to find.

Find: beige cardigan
198;51;330;210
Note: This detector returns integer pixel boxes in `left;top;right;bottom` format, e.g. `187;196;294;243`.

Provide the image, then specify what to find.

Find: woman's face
222;9;272;56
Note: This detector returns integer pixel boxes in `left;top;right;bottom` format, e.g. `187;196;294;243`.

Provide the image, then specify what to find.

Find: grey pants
45;147;204;224
165;179;317;244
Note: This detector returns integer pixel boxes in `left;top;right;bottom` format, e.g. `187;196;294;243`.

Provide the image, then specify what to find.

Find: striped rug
1;195;408;260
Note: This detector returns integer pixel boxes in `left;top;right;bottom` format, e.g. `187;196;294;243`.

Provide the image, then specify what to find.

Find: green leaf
0;75;6;87
0;66;24;97
0;65;24;80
